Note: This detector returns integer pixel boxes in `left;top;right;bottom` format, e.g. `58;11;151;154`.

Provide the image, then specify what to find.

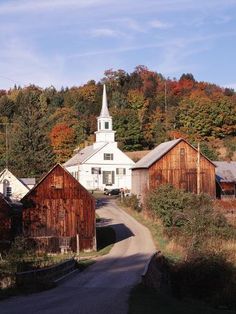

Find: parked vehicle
104;188;121;196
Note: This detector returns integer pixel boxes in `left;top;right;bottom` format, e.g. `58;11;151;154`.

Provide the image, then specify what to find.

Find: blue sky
0;0;236;90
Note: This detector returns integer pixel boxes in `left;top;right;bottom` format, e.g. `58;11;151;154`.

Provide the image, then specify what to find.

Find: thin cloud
149;20;173;29
0;0;110;14
89;28;120;38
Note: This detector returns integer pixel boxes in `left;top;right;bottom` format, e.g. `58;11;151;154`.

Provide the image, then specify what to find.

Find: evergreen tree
9;90;55;178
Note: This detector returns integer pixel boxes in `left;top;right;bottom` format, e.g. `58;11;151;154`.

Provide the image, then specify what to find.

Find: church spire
94;84;116;147
99;85;110;118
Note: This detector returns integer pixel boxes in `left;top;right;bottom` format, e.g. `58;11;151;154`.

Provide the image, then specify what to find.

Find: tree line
0;65;235;178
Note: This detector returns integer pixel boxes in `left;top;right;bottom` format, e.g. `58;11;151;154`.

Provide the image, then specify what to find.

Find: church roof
64;143;108;167
99;85;110;118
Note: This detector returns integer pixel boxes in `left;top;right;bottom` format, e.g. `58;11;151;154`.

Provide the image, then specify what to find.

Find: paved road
1;199;155;314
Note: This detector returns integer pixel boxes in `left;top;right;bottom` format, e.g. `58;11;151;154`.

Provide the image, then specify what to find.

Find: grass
129;284;235;314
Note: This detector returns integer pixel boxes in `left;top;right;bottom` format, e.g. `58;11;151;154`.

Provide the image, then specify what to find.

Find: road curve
1;199;156;314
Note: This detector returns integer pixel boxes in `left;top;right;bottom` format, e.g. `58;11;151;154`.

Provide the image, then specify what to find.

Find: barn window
104;153;113;160
53;175;63;189
180;148;185;156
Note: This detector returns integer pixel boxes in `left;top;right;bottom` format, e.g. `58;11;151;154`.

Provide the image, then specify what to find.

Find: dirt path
1;199;156;314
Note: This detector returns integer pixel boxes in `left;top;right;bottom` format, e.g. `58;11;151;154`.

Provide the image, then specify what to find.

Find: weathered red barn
131;139;216;202
22;164;96;253
0;193;12;243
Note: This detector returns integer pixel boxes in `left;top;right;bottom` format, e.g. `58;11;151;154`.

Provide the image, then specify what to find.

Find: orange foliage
50;123;76;163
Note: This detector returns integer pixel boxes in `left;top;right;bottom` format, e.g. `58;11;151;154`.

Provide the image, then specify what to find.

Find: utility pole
164;80;167;131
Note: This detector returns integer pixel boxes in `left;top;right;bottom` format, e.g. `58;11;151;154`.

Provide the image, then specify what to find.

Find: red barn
132;139;216;203
0;193;12;243
22;164;96;253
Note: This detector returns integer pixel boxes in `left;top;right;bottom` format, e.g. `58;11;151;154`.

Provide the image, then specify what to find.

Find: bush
145;185;235;251
122;194;142;212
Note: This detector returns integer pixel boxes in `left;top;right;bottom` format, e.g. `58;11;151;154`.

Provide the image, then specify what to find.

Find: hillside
0;66;235;177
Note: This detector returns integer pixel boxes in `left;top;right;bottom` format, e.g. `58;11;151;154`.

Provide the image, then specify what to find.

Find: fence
16;258;77;288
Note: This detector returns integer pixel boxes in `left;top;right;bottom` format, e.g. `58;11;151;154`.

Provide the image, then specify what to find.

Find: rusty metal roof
132;138;182;169
214;161;236;182
132;138;216;169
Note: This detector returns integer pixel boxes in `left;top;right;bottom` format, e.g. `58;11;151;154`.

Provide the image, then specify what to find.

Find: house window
105;122;109;129
91;167;101;174
104;153;113;160
103;171;115;185
116;168;126;175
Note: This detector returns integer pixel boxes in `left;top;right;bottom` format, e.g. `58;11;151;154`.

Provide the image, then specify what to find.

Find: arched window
3;179;11;197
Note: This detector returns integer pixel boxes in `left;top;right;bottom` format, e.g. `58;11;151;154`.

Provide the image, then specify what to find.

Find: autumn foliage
50;123;76;163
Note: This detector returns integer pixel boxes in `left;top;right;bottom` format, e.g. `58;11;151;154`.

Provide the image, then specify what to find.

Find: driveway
1;199;155;314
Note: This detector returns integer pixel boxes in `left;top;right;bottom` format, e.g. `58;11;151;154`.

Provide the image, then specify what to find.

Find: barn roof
132;138;216;169
214;161;236;183
21;164;95;201
64;143;107;167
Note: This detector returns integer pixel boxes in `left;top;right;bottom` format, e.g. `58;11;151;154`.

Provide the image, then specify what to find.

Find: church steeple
100;85;110;118
94;85;116;147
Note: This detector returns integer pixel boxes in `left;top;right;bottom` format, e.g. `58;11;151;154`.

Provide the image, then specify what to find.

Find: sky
0;0;236;90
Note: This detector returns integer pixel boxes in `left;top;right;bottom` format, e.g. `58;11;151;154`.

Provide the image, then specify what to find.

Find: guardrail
16;258;77;288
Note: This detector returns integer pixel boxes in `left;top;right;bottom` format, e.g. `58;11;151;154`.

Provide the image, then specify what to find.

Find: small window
53;175;63;189
105;122;109;129
180;148;185;156
116;168;126;175
104;153;113;160
91;167;101;174
99;122;101;130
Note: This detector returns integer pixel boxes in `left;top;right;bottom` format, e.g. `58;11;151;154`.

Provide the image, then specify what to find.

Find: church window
99;122;101;130
103;171;115;185
116;168;126;175
91;167;101;174
105;122;109;129
104;153;113;160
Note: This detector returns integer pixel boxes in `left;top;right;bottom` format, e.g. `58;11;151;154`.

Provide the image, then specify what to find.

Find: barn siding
149;141;216;197
22;165;95;252
131;169;149;201
0;195;12;242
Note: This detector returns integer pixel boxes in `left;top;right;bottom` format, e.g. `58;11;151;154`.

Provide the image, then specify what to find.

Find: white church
64;85;135;191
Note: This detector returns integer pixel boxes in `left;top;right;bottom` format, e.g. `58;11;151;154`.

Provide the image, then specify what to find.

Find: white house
0;168;35;201
64;85;135;191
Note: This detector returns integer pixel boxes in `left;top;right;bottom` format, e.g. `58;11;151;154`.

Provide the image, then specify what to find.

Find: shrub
122;194;142;212
145;184;235;252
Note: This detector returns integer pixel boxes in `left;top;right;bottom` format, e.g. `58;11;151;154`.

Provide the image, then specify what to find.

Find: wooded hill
0;66;235;178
